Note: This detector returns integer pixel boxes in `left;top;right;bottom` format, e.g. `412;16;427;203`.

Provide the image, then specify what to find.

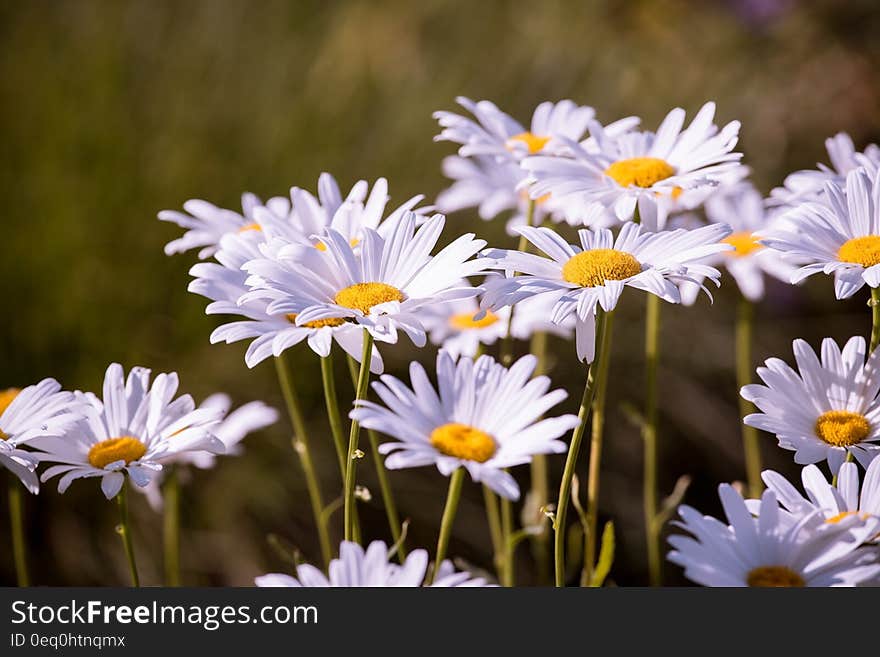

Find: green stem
582;310;615;585
344;330;374;542
431;467;465;584
528;329;550;584
345;354;403;555
554;309;606;587
115;482;140;587
643;294;662;587
499;199;536;366
871;288;880;353
162;467;181;586
500;485;514;586
8;473;29;586
482;484;504;576
736;296;762;499
274;354;332;566
320;352;348;478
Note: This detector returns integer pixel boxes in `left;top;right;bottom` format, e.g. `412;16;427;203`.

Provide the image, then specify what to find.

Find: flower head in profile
255;540;488;587
749;461;880;545
0;380;83;493
742;336;880;472
434;97;596;162
350;351;578;500
138;393;278;510
522;102;743;225
668;484;880;587
189;231;383;371
34;364;225;499
481;222;732;362
760;167;880;300
679;183;797;304
243;213;488;348
770;133;880;206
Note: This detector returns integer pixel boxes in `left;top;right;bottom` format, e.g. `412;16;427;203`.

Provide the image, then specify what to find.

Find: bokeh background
2;0;880;586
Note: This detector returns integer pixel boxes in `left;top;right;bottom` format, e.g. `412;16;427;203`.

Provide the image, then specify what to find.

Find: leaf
589;521;615;588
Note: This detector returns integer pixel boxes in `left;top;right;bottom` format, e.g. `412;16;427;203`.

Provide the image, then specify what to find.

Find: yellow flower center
837;236;880;267
605;157;676;188
507;132;550;154
315;238;361;252
814;410;871;447
825;511;865;524
561;249;642;288
334;282;405;315
449;310;499;330
238;222;262;233
0;388;21;440
285;313;346;329
87;436;147;469
722;231;763;258
746;566;805;587
429;423;497;463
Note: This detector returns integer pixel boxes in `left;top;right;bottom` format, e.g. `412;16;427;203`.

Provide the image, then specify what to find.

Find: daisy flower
679;183;797;304
522;102;743;224
138;393;278;510
434;97;596;161
33;363;225;499
255;540;488;587
0;381;83;493
749;461;880;544
770;132;880;206
243;213;488;348
668;484;880;587
349;351;578;500
481;222;732;362
189;231;384;371
741;336;880;472
760;167;880;300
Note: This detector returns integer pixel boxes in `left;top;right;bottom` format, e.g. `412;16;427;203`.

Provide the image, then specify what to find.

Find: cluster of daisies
6;98;880;588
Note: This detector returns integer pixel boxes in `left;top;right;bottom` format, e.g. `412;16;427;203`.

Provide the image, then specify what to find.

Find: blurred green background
2;0;879;586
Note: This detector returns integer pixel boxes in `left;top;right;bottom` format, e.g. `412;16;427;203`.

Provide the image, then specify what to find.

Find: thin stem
554;309;606;587
482;484;504;576
582;310;615;585
345;355;400;551
320;352;348;477
115;482;140;587
163;467;181;586
871;287;880;353
643;294;662;587
8;473;29;586
344;330;374;542
500;485;514;586
499;199;535;366
431;467;465;584
274;354;332;566
528;328;550;584
736;296;762;498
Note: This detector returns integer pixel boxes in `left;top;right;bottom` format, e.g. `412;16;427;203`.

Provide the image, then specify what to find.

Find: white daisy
242;213;488;348
741;336;880;472
770;132;880;206
0;381;83;493
522;102;744;224
189;231;384;371
350;351;578;500
668;484;880;587
679;183;798;304
255;540;488;587
159;192;267;259
33;364;225;499
748;461;880;544
138;393;278;510
481;222;732;362
760;167;880;300
434;97;596;161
